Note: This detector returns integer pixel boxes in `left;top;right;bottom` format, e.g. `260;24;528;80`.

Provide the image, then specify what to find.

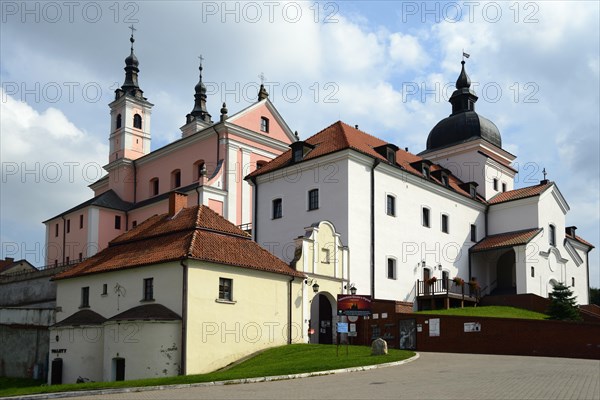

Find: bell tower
108;26;153;163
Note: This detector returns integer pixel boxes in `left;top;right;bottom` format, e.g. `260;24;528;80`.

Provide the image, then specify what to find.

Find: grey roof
44;190;133;223
426;110;502;151
52;309;107;327
107;304;181;322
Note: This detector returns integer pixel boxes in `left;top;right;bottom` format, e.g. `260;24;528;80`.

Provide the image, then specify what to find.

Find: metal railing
416;278;480;299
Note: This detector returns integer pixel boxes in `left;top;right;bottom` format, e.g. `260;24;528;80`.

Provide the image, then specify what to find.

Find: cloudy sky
1;1;598;287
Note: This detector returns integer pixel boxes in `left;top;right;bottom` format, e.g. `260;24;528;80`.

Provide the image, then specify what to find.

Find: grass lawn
0;344;415;397
416;305;548;320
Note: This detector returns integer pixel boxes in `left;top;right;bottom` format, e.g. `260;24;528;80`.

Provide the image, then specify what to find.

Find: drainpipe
212;126;220;165
61;216;66;265
180;258;188;375
133;160;137;204
195;186;201;206
249;177;258;241
288;276;295;344
370;159;380;298
586;250;591;304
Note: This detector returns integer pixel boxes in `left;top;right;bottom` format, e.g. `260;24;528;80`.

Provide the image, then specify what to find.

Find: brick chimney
169;192;188;217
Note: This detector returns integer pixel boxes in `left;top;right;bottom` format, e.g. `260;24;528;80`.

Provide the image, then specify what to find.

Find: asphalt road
66;352;600;400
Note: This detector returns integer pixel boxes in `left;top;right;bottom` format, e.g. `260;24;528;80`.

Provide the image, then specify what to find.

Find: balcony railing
416;278;480;300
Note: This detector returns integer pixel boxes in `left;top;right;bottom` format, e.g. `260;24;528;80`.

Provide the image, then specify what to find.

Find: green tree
546;282;581;321
590;288;600;306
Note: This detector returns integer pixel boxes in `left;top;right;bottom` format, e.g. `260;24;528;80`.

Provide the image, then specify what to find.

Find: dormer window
470;186;477;198
441;173;449;187
290;141;315;163
460;181;479;199
422;164;430;179
116;114;122;129
133;113;142;129
294;147;303;162
374;144;399;164
260;117;269;133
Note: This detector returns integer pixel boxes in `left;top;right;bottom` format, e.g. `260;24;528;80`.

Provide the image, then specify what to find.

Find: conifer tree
547;282;581;321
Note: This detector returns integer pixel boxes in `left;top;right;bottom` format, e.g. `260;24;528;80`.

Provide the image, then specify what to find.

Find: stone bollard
371;337;388;355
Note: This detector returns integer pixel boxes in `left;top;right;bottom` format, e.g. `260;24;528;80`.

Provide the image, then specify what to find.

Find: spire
220;102;228;122
257;72;269;101
189;55;212;123
449;58;478;115
118;25;144;99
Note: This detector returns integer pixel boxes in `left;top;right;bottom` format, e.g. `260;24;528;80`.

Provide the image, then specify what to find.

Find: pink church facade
44;36;295;266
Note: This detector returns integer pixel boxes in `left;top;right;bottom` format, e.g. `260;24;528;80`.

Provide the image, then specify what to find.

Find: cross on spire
129;24;136;38
198;54;204;67
258;72;266;85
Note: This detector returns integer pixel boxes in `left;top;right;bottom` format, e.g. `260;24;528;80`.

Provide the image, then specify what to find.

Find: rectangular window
387;258;396;279
308;189;319;211
422;207;430;228
143;278;154;301
78;252;83;262
441;214;449;233
55;223;59;237
272;198;282;219
151;178;159;196
502;182;507;192
549;224;556;246
493;178;498;191
260;117;269;132
115;215;121;230
441;174;449;187
322;248;331;264
102;283;108;296
79;214;84;229
132;220;137;228
531;266;535;277
66;256;70;264
219;278;232;301
470;224;477;242
386;195;395;216
81;287;90;308
66;219;71;233
571;277;575;287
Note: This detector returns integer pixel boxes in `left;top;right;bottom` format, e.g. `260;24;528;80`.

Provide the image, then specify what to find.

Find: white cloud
389;32;429;72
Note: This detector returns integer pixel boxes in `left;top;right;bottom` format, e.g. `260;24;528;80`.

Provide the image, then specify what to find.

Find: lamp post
350;286;357;295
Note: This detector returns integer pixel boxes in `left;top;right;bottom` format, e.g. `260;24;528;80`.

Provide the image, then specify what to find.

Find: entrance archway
309;293;335;344
496;250;516;294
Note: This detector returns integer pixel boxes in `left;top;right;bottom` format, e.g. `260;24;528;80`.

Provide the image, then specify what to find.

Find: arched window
149;178;159;196
133;113;142;129
194;160;206;180
549;224;556;246
260;116;269;132
116;114;122;129
171;169;181;189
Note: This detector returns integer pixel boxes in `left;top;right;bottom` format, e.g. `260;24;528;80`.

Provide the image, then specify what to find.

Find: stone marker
371;337;388;355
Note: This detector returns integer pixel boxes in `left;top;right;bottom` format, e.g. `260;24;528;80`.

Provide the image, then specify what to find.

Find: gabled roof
470;228;542;253
54;205;304;280
52;309;107;327
247;121;484;202
44;189;132;223
107;304;181;322
488;181;553;205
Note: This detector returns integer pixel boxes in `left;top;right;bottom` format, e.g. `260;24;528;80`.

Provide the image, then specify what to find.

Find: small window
133;113;142;129
171;169;181;189
81;287;90;308
260;117;269;132
132;220;137;228
386;195;395;216
571;277;575;287
150;178;159;196
422;207;430;228
78;252;83;262
531;267;535;278
422;165;430;179
493;178;498;191
502;182;507;192
293;147;303;163
322;248;331;264
116;113;122;129
102;284;108;295
115;215;121;230
441;214;449;234
308;189;319;211
442;271;449;290
549;224;556;247
386;148;395;163
79;214;84;229
272;198;282;219
194;160;206;180
219;278;232;301
66;219;70;233
470;224;477;242
54;260;58;268
66;256;70;264
55;223;59;237
470;185;477;198
441;173;449;187
143;278;154;301
387;258;396;279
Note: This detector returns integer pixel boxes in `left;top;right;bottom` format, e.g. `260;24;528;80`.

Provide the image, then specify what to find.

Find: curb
7;353;420;400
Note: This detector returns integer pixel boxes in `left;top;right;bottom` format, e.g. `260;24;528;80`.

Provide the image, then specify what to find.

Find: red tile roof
566;232;595;249
471;228;542;252
54;206;304;280
247;121;485;202
488;181;552;204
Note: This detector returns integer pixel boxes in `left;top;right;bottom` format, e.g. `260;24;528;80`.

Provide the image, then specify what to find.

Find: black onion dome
425;61;502;151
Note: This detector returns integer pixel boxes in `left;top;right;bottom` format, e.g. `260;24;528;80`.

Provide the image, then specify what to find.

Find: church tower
420;60;516;200
181;57;213;137
108;27;153;163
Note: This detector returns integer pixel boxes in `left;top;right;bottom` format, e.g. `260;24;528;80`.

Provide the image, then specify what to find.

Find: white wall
488;197;539;235
49;325;104;384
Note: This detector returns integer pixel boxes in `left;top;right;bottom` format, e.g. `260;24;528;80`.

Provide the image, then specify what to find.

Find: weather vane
258;72;266;85
198;54;204;67
462;49;470;62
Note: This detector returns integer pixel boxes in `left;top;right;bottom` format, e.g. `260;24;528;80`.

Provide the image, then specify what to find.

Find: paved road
69;352;600;400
